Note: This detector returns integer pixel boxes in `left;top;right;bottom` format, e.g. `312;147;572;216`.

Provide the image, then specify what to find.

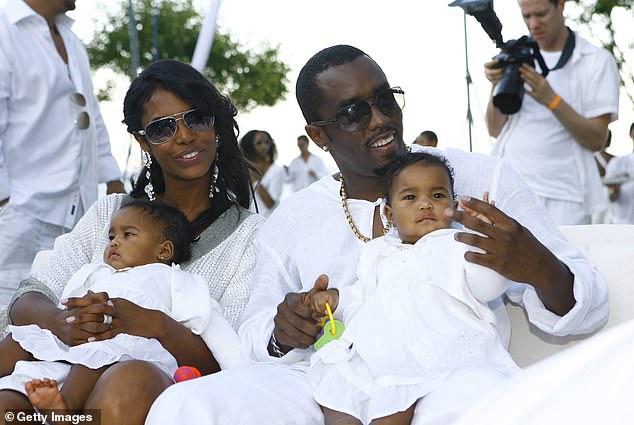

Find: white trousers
145;360;510;425
540;197;592;225
0;205;68;305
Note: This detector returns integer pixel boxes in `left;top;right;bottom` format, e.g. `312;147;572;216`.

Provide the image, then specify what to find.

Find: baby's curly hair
383;152;455;205
119;199;194;264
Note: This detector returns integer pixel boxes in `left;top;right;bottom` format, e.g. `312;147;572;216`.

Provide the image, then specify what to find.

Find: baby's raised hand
460;191;495;225
309;289;339;317
303;275;339;318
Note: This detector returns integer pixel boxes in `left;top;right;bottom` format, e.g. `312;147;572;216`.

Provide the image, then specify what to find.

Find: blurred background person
286;134;329;193
594;129;615;178
412;130;438;148
484;0;619;225
605;122;634;224
592;129;615;223
0;0;123;304
240;129;285;217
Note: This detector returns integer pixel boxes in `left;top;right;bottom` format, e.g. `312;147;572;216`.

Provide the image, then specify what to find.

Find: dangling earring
209;135;221;199
142;151;156;201
209;162;220;199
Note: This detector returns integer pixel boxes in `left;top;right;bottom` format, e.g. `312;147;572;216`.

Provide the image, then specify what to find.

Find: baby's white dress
308;228;520;424
2;262;212;392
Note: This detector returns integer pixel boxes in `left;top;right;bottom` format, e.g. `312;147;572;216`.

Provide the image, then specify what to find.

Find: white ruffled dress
308;229;520;424
2;262;212;392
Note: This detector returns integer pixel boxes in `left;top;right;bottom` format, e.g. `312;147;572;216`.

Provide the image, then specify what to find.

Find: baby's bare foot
25;377;68;411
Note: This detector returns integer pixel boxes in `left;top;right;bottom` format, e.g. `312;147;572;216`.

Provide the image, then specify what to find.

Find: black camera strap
548;27;575;72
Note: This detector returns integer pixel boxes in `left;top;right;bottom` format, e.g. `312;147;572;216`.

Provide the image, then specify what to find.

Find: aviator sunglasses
310;87;405;132
137;109;215;145
70;93;90;130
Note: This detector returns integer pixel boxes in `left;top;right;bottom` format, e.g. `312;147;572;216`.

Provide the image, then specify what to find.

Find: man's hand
271;274;329;352
608;184;621;202
445;196;575;316
519;63;558;107
484;59;504;86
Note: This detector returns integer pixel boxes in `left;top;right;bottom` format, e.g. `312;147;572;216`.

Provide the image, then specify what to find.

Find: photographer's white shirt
491;34;619;218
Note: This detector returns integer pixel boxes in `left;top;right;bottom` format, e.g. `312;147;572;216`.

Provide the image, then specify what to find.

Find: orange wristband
547;95;561;111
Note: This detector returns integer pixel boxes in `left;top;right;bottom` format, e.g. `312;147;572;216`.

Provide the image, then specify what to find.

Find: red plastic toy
173;366;201;383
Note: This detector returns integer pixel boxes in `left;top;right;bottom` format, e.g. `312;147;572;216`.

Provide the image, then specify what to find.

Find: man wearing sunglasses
0;0;123;304
147;44;607;425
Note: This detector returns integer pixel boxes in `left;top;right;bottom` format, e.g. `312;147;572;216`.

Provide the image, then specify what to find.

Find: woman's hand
85;297;164;342
57;290;115;346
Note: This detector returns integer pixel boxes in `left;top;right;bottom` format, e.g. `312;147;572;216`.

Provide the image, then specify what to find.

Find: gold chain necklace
340;178;390;243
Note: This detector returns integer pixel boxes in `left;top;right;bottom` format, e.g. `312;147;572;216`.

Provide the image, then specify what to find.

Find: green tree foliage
87;0;289;111
568;0;634;103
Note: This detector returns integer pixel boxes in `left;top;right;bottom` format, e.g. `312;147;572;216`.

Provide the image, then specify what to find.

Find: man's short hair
296;45;367;123
297;135;309;143
420;131;438;142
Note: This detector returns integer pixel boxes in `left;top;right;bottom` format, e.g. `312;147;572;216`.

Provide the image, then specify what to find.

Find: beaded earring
142;151;156;201
209;135;221;199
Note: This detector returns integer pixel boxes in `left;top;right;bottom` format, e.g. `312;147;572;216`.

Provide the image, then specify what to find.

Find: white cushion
508;224;634;367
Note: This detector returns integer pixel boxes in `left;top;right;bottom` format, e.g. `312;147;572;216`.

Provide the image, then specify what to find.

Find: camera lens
493;63;524;114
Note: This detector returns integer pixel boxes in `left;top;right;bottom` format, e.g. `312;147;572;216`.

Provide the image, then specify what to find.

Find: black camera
449;0;548;114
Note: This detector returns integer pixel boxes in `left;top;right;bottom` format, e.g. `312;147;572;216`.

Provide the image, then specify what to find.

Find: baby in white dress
307;152;520;425
0;199;213;413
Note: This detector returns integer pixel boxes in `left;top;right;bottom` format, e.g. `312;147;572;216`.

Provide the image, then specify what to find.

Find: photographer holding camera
484;0;619;225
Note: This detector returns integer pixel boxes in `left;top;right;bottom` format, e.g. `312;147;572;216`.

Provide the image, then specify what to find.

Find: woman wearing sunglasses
0;59;263;424
240;130;286;217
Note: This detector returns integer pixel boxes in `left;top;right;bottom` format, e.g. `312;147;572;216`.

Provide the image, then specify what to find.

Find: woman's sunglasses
137;109;215;145
310;87;405;133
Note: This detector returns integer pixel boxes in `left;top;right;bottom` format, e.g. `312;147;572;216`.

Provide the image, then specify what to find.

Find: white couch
32;225;634;367
507;224;634;367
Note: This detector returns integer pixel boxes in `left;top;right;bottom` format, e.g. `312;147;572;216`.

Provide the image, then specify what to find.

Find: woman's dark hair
240;129;278;163
383;152;455;205
119;199;194;264
123;59;253;233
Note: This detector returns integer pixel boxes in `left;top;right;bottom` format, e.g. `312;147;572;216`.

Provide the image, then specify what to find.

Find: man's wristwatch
269;332;288;358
